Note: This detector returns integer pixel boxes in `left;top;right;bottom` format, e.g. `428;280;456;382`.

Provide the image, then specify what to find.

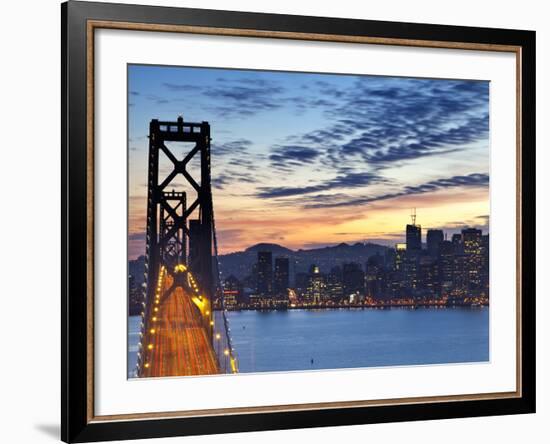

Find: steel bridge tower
137;116;215;376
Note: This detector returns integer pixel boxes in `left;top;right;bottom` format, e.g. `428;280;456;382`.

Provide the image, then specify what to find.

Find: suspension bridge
136;117;237;377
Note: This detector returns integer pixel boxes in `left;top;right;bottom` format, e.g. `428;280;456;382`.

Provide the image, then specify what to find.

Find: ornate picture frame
62;1;535;442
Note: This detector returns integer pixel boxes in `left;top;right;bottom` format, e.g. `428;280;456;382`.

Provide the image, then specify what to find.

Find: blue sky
128;64;489;257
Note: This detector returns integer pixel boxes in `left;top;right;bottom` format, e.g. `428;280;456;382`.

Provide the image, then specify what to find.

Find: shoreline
218;302;489;312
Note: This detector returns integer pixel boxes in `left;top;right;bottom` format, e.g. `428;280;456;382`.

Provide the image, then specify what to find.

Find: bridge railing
211;198;238;374
212;305;238;373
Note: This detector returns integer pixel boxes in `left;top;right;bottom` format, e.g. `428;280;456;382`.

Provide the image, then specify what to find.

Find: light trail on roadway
141;273;220;377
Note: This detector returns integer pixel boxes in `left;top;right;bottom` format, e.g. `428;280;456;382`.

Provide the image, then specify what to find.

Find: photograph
127;65;491;378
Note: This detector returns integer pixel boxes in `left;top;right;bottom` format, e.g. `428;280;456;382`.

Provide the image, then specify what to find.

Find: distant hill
244;243;294;255
218;242;390;283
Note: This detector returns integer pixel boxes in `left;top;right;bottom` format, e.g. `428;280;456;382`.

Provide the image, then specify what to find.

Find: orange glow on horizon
128;186;489;257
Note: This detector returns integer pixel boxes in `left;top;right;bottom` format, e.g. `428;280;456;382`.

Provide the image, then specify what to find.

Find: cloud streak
303;173;489;209
256;171;386;198
283;78;489;173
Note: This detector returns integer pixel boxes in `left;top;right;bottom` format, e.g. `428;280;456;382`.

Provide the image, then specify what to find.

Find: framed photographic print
61;1;536;442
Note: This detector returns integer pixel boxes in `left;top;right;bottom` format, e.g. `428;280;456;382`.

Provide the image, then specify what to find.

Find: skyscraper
452;233;462;247
462;228;483;288
365;256;385;299
390;243;407;298
418;255;439;298
403;252;419;292
326;266;343;301
427;229;444;256
306;264;325;304
403;213;422;295
256;251;273;296
294;272;309;298
439;240;454;296
273;257;290;296
406;224;422;251
394;243;406;271
342;262;365;297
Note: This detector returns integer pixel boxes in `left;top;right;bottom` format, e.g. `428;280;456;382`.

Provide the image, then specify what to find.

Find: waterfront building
273;257;290;297
343;262;365;299
326;266;344;301
306;264;325;304
294;272;309;300
365;256;386;300
248;294;263;308
223;275;243;308
256;251;273;296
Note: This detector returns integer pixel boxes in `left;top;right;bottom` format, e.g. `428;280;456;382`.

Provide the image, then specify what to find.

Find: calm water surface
227;307;489;373
128;307;488;376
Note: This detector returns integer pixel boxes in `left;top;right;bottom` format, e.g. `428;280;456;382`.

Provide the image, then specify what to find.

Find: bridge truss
136;117;237;377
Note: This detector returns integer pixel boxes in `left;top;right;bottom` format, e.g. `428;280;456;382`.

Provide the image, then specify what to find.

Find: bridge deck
141;274;220;377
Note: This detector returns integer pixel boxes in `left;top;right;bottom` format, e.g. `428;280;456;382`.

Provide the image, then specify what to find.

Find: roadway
141;273;220;377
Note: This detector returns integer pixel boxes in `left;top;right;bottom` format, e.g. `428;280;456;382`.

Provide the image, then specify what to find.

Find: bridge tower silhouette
136;116;237;377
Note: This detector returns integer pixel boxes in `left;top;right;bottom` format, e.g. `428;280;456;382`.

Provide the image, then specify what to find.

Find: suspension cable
211;193;238;372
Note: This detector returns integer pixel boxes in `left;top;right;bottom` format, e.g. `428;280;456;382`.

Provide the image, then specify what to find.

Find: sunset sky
128;65;489;258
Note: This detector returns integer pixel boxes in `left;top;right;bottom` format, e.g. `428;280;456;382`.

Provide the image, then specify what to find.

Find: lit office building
326;266;344;301
273;257;290;297
256;251;273;296
403;252;419;292
306;264;325;304
394;243;406;271
223;275;243;308
418;255;439;298
439;240;455;296
462;228;483;289
365;256;386;299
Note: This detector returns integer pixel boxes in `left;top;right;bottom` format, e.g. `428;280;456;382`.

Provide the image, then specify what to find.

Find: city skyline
129;221;489;315
128;65;490;258
221;224;489;310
